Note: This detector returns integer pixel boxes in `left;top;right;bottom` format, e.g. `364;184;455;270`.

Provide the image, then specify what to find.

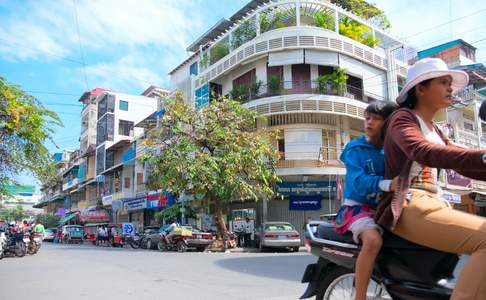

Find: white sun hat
395;58;469;104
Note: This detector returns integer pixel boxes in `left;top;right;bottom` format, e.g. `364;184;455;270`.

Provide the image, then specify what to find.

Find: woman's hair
365;101;398;119
400;78;433;109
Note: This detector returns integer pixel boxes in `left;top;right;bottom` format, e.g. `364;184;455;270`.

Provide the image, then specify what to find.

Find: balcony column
255;12;261;36
386;48;399;102
334;8;339;33
341;116;351;146
296;1;301;26
474;102;483;149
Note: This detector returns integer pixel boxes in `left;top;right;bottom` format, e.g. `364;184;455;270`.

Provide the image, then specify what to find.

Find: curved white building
169;0;408;232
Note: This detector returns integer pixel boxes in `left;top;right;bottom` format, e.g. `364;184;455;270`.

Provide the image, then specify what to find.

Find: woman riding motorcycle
375;58;486;300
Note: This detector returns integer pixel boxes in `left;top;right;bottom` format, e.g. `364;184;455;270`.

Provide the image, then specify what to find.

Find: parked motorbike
300;221;461;300
0;232;6;259
158;233;188;252
124;233;143;249
4;232;26;257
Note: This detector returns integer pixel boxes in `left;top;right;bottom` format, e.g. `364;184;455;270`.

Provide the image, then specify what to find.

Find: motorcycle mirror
480;100;486;122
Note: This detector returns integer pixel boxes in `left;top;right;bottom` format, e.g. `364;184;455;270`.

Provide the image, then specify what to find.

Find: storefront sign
79;209;110;223
123;197;147;211
102;194;113;206
289;195;322;210
441;191;462;204
146;192;174;209
277;182;336;196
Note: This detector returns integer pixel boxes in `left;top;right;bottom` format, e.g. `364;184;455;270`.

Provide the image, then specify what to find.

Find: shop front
144;192;175;226
123;195;147;231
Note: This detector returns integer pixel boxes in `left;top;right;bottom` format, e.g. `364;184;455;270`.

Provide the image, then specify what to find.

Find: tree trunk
213;198;227;240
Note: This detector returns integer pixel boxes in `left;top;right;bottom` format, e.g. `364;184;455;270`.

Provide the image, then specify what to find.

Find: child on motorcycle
335;101;398;300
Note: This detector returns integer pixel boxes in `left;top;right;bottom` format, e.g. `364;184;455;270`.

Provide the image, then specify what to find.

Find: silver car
255;222;301;252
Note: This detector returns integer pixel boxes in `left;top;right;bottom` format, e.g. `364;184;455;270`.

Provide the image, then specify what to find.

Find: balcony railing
230;80;381;104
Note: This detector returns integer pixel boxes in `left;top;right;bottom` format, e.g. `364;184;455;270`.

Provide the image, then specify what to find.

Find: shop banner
123;197;147;211
78;209;109;223
146;192;175;209
289;195;322;211
277;182;336;196
112;200;123;212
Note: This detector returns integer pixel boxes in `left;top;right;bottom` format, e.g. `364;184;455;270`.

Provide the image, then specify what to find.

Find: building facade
169;0;408;232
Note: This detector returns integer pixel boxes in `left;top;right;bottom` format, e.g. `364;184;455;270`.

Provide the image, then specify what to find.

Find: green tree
0;204;27;222
142;94;280;241
0;76;62;196
35;213;61;228
330;0;391;29
154;203;197;225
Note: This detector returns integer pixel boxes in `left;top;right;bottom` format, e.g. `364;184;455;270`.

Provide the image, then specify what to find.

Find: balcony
195;0;404;74
231;80;379;104
276;147;342;169
455;128;480;148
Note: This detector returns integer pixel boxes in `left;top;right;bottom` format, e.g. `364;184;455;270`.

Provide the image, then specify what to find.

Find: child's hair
400;78;433;109
365;101;398;119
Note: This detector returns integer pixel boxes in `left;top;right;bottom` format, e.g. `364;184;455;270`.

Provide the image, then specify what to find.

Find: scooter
4;232;26;257
158;233;189;252
300;221;460;300
0;232;6;259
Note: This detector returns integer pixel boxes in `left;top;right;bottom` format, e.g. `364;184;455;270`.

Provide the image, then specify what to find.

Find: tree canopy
0;76;62;197
142;94;280;236
331;0;391;29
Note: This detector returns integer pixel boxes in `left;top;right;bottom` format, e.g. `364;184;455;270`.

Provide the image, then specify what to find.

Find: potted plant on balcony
317;68;348;95
313;11;334;30
209;42;229;65
231;19;257;50
338;17;380;48
199;52;209;69
268;75;282;95
230;84;249;102
250;80;263;99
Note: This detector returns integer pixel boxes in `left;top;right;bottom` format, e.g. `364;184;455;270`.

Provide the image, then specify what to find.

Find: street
0;243;315;300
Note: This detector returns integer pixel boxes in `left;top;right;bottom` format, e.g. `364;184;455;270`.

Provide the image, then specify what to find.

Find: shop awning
59;213;78;225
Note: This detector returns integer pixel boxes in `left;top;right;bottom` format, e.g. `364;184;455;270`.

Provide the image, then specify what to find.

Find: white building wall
284;128;323;160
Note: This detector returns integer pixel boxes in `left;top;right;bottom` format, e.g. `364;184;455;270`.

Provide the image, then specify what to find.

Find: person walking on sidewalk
243;218;252;247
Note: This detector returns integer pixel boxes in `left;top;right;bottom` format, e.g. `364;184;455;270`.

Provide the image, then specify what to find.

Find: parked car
181;225;213;252
254;222;301;252
141;226;163;250
43;228;57;242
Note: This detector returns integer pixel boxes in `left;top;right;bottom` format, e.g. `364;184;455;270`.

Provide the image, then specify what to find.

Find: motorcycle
124;233;143;249
0;232;6;259
300;221;461;300
25;232;41;255
4;232;26;257
158;233;188;252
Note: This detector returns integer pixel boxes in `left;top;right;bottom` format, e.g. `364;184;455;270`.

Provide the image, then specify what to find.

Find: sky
1;0;486;188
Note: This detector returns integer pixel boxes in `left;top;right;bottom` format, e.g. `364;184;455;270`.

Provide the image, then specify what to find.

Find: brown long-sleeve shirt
375;108;486;230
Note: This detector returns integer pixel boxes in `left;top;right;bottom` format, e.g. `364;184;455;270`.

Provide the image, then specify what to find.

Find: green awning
59;213;78;225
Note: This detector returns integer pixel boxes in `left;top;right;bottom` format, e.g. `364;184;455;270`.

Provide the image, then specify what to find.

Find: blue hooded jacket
340;135;385;207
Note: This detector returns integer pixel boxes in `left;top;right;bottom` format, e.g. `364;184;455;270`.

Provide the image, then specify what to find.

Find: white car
255;222;301;252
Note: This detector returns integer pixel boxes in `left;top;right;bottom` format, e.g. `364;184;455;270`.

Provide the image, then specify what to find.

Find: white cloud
81;52;165;91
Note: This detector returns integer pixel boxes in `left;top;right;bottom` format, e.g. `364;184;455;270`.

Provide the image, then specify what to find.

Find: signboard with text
277;182;336;196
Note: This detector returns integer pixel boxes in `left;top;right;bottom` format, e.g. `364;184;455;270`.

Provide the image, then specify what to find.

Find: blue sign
122;223;135;235
289;195;322;211
146;192;175;209
277;182;336;196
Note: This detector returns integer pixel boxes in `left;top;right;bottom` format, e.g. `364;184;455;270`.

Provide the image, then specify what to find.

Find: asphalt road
0;243;315;300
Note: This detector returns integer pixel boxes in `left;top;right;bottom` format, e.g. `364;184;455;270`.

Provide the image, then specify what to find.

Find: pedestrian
34;222;45;239
375;57;486;299
243;218;252;247
97;226;105;246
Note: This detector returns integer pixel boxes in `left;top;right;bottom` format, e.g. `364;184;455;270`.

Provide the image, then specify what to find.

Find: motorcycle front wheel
176;240;187;253
129;239;140;249
15;242;26;257
157;241;167;252
317;266;391;300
